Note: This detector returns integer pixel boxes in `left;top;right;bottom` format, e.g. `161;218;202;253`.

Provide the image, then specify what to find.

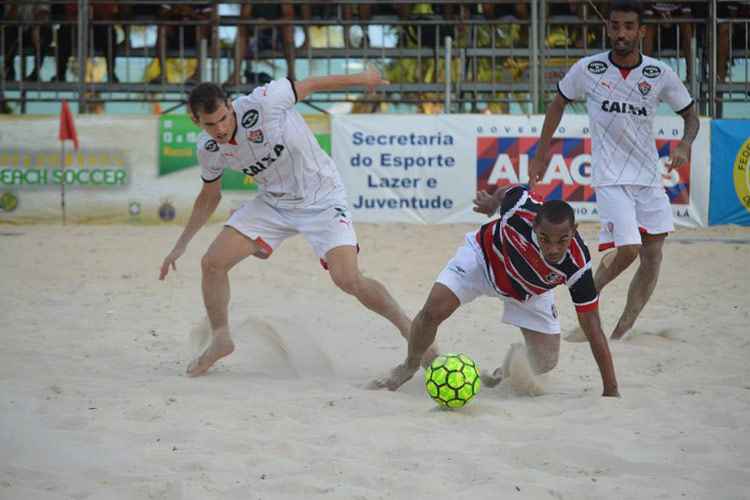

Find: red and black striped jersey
474;186;598;313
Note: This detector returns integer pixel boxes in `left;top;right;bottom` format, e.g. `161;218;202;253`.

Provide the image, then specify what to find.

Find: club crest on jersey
246;129;264;143
638;81;652;96
642;65;661;78
205;140;219;152
545;271;564;285
241;109;259;128
587;61;608;74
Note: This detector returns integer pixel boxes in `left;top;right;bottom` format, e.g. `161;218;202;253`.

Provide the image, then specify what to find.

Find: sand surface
1;222;749;499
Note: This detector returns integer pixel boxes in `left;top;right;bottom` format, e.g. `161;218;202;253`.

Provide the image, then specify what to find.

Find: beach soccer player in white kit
529;0;700;339
159;66;434;376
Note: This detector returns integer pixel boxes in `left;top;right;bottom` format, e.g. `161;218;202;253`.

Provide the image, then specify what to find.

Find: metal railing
0;0;748;117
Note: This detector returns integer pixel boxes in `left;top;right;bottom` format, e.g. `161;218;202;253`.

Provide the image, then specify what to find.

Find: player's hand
666;141;691;171
159;245;186;280
369;362;419;391
362;64;389;92
473;190;500;217
528;153;550;190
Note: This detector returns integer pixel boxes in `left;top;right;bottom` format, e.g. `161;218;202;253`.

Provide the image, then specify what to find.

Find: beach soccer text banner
332;115;710;226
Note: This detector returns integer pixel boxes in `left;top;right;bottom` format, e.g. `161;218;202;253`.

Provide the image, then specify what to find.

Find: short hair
609;0;643;24
188;82;227;117
535;200;576;228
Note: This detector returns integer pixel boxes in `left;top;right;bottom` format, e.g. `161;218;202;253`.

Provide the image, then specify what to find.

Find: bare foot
480;366;505;388
421;345;440;369
610;318;634;340
186;333;235;377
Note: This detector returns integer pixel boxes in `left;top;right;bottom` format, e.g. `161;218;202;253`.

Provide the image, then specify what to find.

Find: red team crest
246;129;264;144
638;81;652;96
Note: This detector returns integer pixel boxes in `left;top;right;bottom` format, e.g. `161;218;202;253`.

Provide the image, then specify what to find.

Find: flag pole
60;141;66;225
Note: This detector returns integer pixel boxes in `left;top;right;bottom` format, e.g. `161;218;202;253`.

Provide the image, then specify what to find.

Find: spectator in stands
642;3;695;83
54;2;121;82
480;2;529;47
398;3;467;48
226;2;296;86
342;2;371;48
2;1;52;82
545;0;602;49
151;3;214;84
481;2;529;24
717;1;750;85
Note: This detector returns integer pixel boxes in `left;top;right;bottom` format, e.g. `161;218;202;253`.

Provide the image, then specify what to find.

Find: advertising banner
0;114;331;224
709;120;750;226
333;114;710;226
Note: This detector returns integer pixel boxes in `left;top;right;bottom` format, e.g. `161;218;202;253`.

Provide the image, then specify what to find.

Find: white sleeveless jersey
197;78;344;208
557;52;693;188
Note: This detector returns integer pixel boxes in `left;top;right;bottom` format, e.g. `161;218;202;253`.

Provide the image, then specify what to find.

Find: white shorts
226;195;357;264
436;238;561;335
596;185;674;252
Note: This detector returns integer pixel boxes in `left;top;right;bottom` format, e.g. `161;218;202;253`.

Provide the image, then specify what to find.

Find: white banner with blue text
332;114;710;226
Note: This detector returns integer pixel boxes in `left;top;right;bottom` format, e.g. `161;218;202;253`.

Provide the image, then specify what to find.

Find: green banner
158;114;331;191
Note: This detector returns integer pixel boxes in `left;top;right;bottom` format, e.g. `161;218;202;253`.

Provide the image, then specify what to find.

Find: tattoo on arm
679;105;700;146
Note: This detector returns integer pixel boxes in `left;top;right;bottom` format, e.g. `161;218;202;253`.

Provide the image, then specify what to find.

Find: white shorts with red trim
596;185;674;252
435;238;561;335
226;194;357;265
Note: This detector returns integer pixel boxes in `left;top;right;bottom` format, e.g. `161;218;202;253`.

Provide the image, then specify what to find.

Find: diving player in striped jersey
373;185;620;397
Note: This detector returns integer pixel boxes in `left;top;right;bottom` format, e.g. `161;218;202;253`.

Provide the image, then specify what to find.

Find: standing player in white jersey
528;0;700;340
159;67;431;376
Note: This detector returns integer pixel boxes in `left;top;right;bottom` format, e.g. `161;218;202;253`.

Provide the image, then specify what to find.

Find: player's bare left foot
480;366;505;388
186;329;235;377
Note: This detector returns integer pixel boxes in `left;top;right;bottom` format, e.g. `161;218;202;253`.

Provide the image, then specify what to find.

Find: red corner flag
58;100;79;150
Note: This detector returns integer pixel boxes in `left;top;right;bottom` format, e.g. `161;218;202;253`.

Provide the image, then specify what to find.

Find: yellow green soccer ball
424;353;480;409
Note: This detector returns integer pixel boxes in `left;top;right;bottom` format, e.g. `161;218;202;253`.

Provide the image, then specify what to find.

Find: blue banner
709;120;750;226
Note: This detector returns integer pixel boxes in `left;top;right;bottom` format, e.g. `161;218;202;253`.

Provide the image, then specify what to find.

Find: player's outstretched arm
576;309;620;397
667;104;700;171
295;65;389;101
159;180;222;280
529;93;568;189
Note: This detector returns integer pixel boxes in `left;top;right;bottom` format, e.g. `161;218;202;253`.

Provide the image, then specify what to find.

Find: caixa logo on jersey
476;136;691;205
241;144;285;176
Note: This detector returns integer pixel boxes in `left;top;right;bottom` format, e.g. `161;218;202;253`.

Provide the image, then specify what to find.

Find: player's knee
417;303;449;329
618;245;641;265
538;351;559;374
201;253;227;275
330;270;361;296
640;246;663;269
529;348;558;374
